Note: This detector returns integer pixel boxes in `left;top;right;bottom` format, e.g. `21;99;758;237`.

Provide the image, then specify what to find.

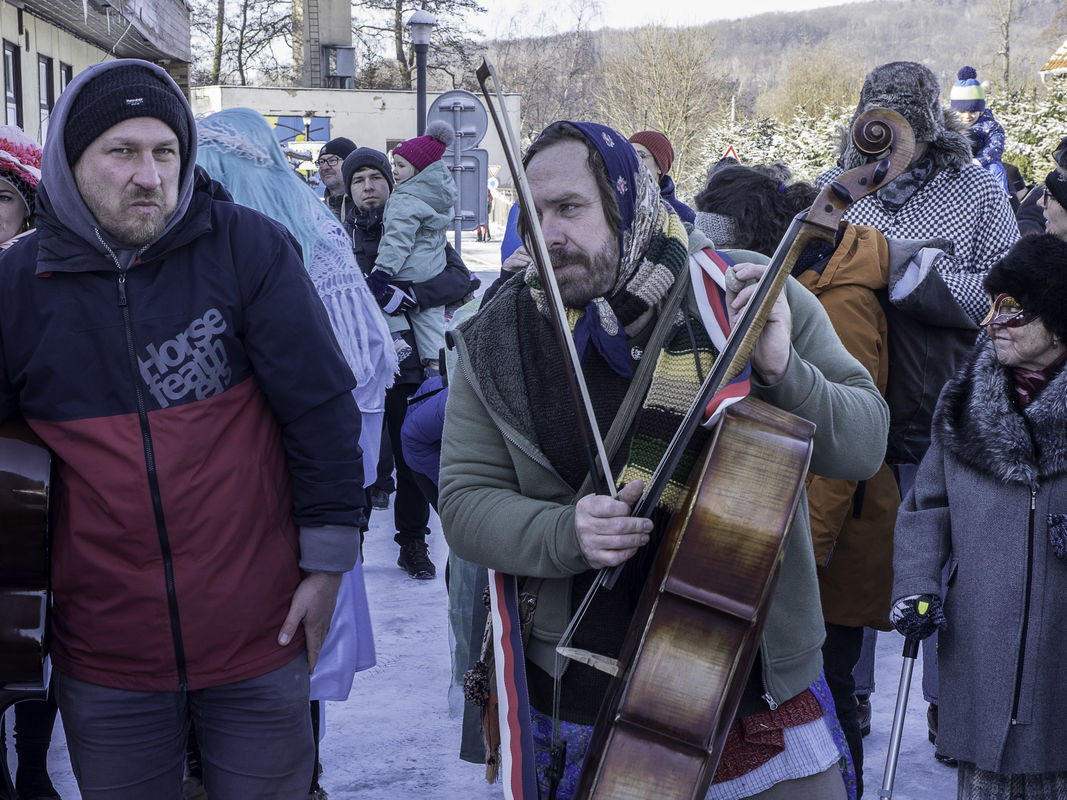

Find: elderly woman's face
984;297;1065;370
1040;187;1067;240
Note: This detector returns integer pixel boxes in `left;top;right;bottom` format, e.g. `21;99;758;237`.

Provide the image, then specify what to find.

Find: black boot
14;698;60;800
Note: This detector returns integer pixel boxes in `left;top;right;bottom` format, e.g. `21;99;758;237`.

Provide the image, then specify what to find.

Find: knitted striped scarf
528;199;719;514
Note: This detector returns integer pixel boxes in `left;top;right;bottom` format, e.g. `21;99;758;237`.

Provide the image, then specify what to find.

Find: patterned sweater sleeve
972;116;1006;168
934;168;1020;322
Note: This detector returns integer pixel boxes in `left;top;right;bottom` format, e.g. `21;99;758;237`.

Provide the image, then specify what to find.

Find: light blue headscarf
196;107;396;412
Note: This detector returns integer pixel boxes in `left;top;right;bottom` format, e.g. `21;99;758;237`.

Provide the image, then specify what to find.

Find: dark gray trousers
54;653;313;800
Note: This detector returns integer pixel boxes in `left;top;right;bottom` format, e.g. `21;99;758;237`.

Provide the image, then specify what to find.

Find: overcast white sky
481;0;870;39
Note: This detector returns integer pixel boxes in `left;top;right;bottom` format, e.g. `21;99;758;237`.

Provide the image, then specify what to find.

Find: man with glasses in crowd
317;136;357;221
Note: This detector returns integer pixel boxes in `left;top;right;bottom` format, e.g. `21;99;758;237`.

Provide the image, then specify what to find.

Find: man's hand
501;246;533;275
575;479;652;569
277;571;343;673
724;262;792;383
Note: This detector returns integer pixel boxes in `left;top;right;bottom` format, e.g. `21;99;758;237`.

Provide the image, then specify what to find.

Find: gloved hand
890;594;947;641
366;271;417;315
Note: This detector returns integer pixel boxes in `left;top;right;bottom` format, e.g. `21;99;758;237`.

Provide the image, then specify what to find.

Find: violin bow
475;58;616;499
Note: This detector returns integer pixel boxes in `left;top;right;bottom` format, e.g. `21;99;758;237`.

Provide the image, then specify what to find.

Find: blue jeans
53;654;314;800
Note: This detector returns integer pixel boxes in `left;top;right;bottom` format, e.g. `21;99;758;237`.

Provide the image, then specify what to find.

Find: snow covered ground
3;237;959;799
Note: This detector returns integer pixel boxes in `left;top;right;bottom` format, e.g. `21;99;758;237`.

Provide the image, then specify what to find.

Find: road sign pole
427;90;491;257
450;102;464;255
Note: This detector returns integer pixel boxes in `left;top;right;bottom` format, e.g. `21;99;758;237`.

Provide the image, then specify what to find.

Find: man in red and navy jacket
0;59;366;799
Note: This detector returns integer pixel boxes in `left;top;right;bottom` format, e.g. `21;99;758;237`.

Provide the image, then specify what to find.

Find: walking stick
878;599;930;800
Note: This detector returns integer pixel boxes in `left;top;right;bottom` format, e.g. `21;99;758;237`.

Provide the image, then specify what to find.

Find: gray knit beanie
342;147;394;200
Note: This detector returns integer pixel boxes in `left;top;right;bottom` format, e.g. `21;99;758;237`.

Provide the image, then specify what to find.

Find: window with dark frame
3;40;22;128
59;62;73;94
38;55;54;141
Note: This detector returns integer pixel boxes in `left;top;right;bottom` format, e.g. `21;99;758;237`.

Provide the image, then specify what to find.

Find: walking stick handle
901;637;919;660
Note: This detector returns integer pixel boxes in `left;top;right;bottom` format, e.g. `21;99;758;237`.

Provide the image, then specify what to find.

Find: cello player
439;120;889;799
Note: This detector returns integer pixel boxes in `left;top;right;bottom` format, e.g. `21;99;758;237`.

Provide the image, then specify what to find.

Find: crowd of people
0;53;1065;800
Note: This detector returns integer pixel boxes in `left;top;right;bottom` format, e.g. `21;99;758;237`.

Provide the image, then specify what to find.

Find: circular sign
427;89;488;151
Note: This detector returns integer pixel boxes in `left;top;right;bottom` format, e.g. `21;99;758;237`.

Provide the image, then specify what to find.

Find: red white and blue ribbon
688;248;752;425
488;569;539;800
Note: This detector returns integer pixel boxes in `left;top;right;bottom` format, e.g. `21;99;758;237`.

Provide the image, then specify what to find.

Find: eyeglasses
315;155;342;168
980;293;1037;328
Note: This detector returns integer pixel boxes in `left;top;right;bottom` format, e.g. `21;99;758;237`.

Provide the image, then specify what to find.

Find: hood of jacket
35;59;199;273
795;224;889;296
935;341;1067;486
392;160;458;215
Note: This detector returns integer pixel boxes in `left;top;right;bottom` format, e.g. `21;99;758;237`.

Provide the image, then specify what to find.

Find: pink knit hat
0;125;42;216
392;120;454;172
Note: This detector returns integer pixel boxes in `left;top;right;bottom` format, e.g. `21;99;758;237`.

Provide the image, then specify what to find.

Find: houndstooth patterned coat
817;162;1019;322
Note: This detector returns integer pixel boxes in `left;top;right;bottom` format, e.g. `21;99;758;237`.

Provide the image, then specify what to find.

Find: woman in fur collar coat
892;234;1067;798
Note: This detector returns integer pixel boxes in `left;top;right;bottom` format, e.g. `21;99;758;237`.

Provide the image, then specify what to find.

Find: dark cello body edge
575;398;815;800
0;416;52;800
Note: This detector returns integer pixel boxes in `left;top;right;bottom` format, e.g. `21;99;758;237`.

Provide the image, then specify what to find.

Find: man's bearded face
526;139;620;308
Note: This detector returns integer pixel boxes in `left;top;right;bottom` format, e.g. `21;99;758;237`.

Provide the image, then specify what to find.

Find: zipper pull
117;273;127;307
1032;488;1037;511
762;692;779;711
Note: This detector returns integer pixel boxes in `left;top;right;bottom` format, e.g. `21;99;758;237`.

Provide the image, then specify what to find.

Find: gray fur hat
853;61;944;143
840;61;971;172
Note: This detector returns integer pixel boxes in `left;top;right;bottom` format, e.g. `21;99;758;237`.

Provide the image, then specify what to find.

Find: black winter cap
320;136;357;160
342;147;394;200
984;234;1067;343
64;63;191;167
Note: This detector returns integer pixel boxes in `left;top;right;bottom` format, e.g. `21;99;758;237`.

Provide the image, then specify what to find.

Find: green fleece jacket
439;232;889;710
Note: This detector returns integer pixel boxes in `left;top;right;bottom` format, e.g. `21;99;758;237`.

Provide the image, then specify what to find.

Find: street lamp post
301;112;314;141
406;10;436;136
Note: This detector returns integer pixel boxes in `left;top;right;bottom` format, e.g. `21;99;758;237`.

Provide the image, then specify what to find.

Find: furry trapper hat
392;120;454;172
984;234;1067;343
839;61;971;172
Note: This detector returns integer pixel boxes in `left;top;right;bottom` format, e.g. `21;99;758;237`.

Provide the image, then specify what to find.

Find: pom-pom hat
392;121;454;172
0;125;42;217
983;234;1067;343
950;66;986;113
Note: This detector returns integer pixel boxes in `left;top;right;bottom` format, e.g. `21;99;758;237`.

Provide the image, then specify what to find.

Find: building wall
1;6;106;143
191;85;524;188
1;1;191;144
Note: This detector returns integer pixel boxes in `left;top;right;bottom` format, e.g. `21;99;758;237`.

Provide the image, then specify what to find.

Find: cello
0;418;51;800
572;113;915;798
476;57;914;799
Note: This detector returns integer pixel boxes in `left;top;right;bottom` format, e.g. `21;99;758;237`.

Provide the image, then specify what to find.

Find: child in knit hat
950;66;1010;195
0;124;42;248
367;120;459;375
